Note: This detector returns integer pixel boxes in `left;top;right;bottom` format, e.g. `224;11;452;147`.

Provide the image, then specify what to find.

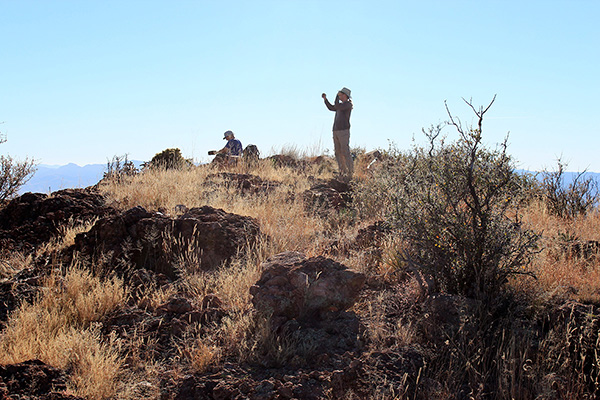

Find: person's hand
321;93;327;99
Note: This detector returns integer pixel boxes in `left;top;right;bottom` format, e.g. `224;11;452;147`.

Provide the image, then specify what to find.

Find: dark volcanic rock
353;221;392;251
250;251;365;324
103;294;226;362
0;359;84;399
0;273;40;329
0;188;115;253
171;366;329;400
72;205;261;278
250;252;366;365
302;178;352;213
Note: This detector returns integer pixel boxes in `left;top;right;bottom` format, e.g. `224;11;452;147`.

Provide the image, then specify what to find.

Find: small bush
540;158;599;218
103;154;138;182
144;148;193;170
0;135;36;201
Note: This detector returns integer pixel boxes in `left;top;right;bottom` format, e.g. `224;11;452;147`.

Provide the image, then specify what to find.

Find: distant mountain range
17;163;600;195
19;161;143;194
516;169;600;187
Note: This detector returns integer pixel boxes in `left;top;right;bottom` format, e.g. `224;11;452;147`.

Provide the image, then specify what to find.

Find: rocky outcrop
0;268;42;329
103;293;225;360
172;368;329;400
302;178;352;213
0;189;116;253
250;251;365;326
0;359;84;399
72;205;261;278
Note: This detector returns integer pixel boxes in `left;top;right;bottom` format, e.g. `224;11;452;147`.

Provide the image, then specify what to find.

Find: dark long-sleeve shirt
324;94;353;131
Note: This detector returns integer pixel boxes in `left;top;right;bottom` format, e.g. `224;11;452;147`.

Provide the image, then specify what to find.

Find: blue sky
1;1;598;171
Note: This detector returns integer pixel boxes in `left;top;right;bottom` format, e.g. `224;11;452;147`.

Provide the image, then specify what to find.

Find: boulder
250;251;365;324
0;188;116;253
0;359;84;399
0;269;41;329
72;205;261;278
302;178;352;213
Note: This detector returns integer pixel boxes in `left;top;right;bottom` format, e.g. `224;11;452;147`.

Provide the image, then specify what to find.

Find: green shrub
144;148;193;170
356;98;539;300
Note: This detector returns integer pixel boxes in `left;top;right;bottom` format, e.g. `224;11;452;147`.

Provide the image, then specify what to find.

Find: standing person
322;87;353;181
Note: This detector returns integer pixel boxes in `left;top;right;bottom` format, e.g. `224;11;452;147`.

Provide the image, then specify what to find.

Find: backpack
243;145;260;165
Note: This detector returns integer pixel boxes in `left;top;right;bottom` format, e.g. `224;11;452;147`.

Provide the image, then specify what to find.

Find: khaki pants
333;129;353;180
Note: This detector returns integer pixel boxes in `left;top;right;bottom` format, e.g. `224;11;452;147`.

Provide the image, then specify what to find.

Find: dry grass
519;200;600;303
3;150;600;399
0;264;126;399
98;159;324;212
175;241;272;369
187;338;221;373
99;160;331;257
268;141;329;159
0;252;31;279
179;251;263;313
358;289;416;348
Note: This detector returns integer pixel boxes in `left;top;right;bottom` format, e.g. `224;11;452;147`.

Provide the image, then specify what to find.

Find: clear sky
1;1;598;171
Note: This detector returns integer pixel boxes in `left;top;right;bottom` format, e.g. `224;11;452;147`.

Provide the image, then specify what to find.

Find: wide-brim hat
339;87;351;98
223;130;234;139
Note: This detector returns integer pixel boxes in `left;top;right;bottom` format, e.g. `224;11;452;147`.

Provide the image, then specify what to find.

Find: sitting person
219;130;242;156
209;130;243;166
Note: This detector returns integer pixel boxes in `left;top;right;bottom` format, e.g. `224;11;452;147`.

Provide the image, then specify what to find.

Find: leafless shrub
103;154;138;182
540;158;599;218
0;134;36;201
356;97;540;301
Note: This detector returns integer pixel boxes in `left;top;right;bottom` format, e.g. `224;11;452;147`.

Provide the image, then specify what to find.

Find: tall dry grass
0;252;31;279
0;264;125;399
519;200;600;303
173;237;283;370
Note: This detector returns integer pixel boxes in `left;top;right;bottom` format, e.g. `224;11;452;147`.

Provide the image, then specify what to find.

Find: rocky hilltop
1;152;599;399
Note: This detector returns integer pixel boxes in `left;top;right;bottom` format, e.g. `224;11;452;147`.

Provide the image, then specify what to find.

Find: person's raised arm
322;93;336;111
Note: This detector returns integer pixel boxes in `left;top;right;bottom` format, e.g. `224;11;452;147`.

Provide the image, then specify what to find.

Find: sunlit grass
0;264;125;399
2;148;600;399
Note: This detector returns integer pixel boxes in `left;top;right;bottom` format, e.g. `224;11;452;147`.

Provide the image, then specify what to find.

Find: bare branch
444;100;464;134
461;95;497;133
481;94;497;115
